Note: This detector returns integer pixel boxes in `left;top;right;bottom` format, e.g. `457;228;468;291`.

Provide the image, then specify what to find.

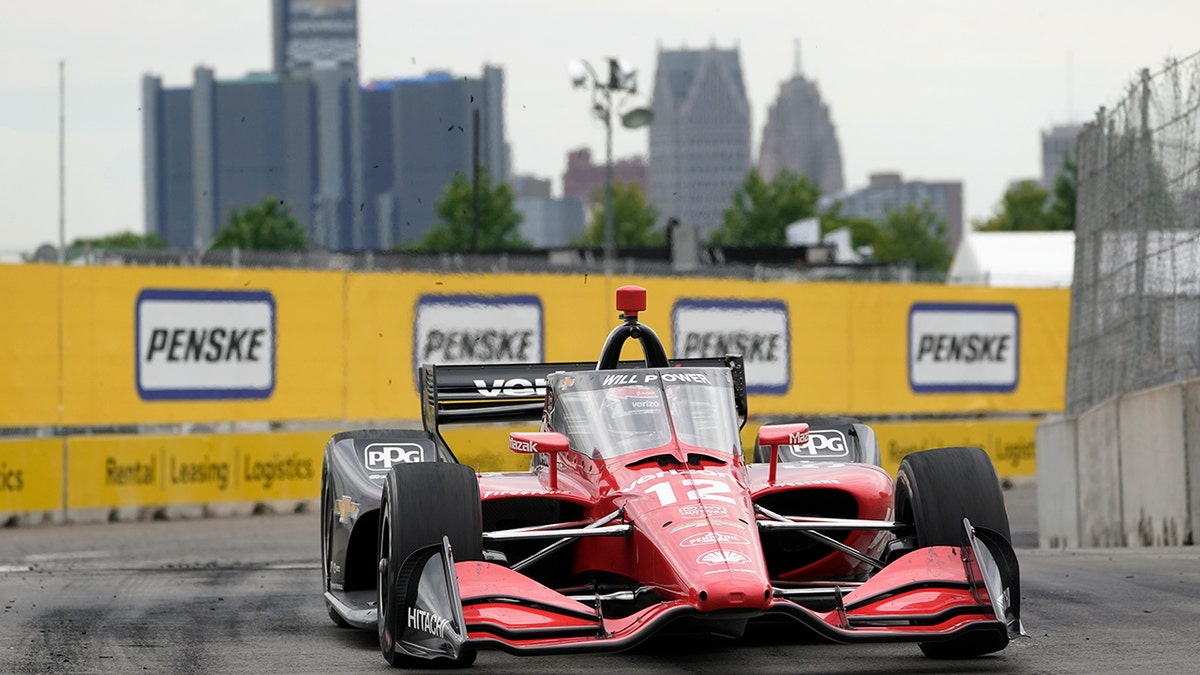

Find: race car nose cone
696;580;772;612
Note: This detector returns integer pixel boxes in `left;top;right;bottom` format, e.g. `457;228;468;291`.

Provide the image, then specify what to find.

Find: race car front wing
388;519;1025;661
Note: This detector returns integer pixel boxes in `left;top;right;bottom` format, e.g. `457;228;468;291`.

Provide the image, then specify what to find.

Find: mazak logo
136;289;276;401
909;303;1019;393
788;431;810;446
697;549;752;566
509;438;536;454
681;532;751;548
672;299;790;395
474;377;547;397
413;295;543;379
785;429;850;459
364;444;425;471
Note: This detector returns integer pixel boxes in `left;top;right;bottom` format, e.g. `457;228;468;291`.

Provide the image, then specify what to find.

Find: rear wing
419;355;747;443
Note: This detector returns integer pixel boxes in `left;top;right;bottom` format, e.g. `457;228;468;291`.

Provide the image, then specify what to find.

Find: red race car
321;285;1025;668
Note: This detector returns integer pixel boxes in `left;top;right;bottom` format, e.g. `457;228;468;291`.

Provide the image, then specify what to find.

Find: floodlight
568;60;589;88
621;107;654;129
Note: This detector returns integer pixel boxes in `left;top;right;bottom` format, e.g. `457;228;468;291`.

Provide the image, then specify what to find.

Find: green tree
412;167;528;251
872;204;953;273
709;169;821;247
580;181;664;247
71;231;167;250
211;198;308;251
1047;154;1077;231
975;180;1060;232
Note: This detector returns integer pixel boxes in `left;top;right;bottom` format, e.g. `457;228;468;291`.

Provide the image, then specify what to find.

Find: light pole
570;58;652;275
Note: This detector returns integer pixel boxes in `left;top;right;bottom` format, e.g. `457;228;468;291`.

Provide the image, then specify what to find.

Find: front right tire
893;446;1012;659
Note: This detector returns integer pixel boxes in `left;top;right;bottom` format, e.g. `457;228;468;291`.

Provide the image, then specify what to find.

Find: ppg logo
364;443;426;471
786;430;849;459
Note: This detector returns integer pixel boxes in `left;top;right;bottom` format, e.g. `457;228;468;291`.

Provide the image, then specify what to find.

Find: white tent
947;230;1075;287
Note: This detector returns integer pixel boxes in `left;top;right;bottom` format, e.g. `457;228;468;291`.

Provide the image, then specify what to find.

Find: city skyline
4;1;1200;253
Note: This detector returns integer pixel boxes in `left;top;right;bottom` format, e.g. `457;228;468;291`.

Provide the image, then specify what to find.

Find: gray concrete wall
1184;381;1200;546
1117;383;1189;546
1076;399;1124;546
1036;416;1078;548
1039;376;1199;549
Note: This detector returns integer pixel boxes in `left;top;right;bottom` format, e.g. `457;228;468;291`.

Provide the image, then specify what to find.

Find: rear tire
378;463;481;668
893;446;1011;658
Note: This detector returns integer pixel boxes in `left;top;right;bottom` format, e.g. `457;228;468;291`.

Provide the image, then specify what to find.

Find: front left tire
377;463;482;668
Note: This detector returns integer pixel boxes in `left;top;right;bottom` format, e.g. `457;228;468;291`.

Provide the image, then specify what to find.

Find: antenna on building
59;59;65;265
794;38;802;76
1066;48;1074;121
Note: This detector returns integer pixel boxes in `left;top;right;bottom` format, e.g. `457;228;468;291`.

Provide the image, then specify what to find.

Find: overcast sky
2;0;1199;254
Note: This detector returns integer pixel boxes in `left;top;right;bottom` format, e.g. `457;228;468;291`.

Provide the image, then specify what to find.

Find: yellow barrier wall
2;265;1069;428
66;431;329;509
845;284;1069;416
60;266;345;426
344;272;615;420
0;438;64;514
0;266;61;426
1;263;1059;518
341;274;1069;419
871;418;1039;478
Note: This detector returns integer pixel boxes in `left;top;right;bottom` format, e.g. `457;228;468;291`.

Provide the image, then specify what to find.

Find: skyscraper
822;172;965;249
143;69;328;250
272;0;358;77
1042;123;1083;187
647;46;752;239
361;67;508;247
561;148;647;203
144;0;508;251
758;66;844;195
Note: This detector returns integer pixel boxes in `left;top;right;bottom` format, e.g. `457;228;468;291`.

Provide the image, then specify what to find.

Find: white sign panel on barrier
908;303;1019;393
413;294;544;369
136;289;276;400
671;298;790;394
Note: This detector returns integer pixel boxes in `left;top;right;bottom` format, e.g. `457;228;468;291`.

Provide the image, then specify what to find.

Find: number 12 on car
643;478;735;506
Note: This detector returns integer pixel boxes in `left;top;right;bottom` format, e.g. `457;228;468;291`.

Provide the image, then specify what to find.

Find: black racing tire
893;446;1011;658
894;446;1011;547
320;466;351;628
378;463;482;668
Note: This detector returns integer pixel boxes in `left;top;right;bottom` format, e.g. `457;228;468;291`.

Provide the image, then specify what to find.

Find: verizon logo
473;378;547;397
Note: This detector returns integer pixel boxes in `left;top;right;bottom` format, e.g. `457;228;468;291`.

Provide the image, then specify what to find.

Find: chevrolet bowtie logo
333;496;359;523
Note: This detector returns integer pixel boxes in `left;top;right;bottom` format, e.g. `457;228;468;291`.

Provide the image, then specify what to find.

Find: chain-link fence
7;244;941;283
1067;50;1200;415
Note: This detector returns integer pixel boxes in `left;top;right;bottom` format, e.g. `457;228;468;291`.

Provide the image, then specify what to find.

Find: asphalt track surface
2;481;1199;674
